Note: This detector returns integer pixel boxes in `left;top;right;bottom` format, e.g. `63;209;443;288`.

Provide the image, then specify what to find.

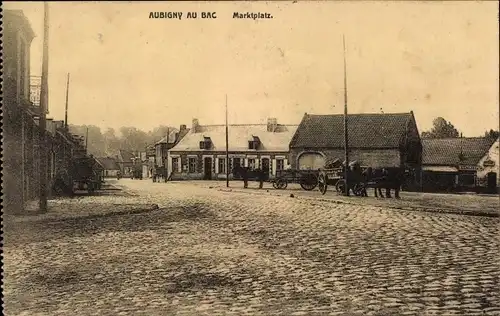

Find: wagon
272;169;319;191
317;167;347;195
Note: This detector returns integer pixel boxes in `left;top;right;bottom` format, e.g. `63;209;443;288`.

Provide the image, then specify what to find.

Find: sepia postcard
2;1;499;315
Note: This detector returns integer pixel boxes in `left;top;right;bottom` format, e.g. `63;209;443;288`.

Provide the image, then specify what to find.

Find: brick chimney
192;118;199;133
267;118;278;132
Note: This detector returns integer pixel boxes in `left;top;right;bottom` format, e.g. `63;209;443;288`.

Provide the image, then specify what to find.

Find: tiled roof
290;113;414;149
96;157;120;170
155;128;190;145
422;137;496;166
170;124;298;152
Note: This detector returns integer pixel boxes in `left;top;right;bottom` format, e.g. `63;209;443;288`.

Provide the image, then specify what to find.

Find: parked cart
272;169;318;191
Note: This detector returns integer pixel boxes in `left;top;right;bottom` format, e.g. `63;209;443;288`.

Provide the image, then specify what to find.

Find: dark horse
362;167;407;198
232;165;267;189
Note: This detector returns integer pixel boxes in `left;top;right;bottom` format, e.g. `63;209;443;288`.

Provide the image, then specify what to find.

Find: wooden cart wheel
335;179;346;194
300;174;318;191
272;180;278;189
353;183;364;196
318;173;328;195
276;178;288;189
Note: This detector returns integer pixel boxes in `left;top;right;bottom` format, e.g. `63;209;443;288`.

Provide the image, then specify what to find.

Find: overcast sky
5;1;499;136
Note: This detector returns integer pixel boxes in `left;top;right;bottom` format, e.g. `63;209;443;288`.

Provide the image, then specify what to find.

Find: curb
217;188;499;218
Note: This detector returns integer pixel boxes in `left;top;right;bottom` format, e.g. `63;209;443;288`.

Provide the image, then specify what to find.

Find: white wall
477;139;499;184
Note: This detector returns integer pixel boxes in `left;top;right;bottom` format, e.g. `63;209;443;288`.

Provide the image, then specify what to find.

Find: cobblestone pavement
3;179;500;316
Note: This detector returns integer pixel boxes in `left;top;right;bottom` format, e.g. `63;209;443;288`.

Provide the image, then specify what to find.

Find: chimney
267;118;278;132
192;118;199;133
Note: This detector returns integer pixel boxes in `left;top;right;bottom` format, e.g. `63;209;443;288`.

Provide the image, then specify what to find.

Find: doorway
261;158;270;180
487;172;497;193
204;157;212;180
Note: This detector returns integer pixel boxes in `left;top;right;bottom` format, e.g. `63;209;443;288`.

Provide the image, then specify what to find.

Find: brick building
289;112;423;188
154;126;189;179
422;137;498;192
167;118;298;180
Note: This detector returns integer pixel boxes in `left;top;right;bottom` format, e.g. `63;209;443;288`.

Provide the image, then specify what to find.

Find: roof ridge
306;112;412;116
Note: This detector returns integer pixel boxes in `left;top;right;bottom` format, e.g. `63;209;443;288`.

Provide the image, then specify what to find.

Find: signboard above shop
483;159;495;167
458;165;478;171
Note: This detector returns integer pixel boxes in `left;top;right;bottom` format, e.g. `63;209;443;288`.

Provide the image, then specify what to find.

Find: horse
362;167;406;198
232;165;267;189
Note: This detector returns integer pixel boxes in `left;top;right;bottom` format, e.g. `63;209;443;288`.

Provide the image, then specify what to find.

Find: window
248;158;255;169
199;137;212;150
188;157;197;173
172;158;179;173
218;158;226;174
233;158;241;168
276;159;284;171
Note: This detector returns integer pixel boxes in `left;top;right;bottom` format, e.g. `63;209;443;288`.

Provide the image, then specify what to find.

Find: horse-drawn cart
272;169;318;191
317;167;347;195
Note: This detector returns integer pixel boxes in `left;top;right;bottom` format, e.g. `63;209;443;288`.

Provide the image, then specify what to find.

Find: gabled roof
422;137;497;166
96;157;120;170
170;124;298;152
290;112;415;149
155;128;189;145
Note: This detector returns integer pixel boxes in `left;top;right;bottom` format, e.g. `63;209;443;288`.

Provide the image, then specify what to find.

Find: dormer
199;136;212;150
248;136;261;150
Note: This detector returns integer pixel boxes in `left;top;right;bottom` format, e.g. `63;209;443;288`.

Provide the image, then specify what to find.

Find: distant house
289;112;422;188
96;157;120;178
116;149;136;177
477;138;499;191
167;118;298;180
154;125;190;179
422;137;498;192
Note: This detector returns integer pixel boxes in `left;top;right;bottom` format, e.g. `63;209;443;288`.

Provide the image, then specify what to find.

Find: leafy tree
484;129;500;139
68;124;178;157
421;117;460;139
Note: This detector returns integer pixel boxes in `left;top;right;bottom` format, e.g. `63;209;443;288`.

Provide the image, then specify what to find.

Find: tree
484;129;500;139
421;117;460;139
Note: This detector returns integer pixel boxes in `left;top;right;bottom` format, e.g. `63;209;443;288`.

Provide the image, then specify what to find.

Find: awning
422;166;458;172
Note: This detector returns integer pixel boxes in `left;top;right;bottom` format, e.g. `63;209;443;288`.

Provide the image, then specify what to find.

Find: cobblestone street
4;179;500;316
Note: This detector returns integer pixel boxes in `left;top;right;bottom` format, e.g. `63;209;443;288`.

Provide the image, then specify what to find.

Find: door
298;152;325;170
204;157;212;180
487;172;497;192
232;158;241;179
261;158;270;180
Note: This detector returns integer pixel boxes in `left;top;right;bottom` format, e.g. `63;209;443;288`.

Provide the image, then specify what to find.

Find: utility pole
225;94;230;187
39;2;50;212
165;127;169;182
64;73;70;129
343;35;350;196
85;127;89;152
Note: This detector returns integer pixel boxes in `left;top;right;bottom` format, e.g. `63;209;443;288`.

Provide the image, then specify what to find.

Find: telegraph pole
225;94;230;187
343;35;350;196
39;2;50;212
85;127;89;152
64;73;70;129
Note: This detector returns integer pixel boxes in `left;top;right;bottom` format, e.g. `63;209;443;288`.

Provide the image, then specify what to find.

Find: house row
3;10;101;213
123;112;496;193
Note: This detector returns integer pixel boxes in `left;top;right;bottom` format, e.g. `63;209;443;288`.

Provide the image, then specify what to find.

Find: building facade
167;118;298;180
289;112;423;189
154;125;189;179
422;137;498;192
96;157;121;178
476;138;499;191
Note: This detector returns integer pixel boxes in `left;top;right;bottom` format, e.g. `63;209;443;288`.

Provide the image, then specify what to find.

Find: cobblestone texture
3;179;500;316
